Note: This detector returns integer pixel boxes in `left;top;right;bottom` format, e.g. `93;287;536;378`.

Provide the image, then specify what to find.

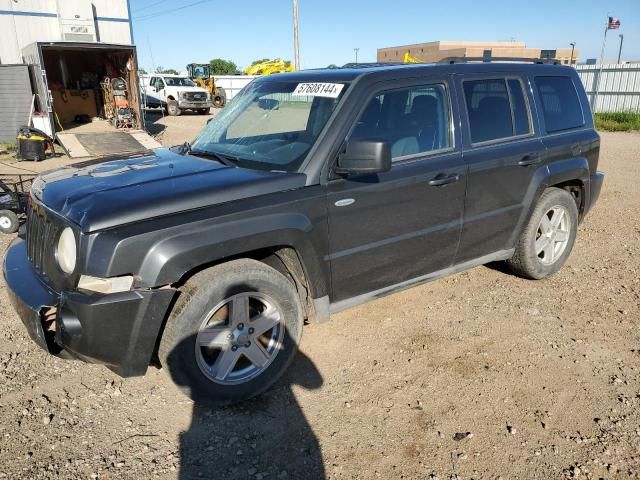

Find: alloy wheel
195;293;284;385
535;205;571;265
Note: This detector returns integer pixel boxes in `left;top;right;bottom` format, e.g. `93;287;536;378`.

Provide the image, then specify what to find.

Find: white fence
575;64;640;113
213;75;256;101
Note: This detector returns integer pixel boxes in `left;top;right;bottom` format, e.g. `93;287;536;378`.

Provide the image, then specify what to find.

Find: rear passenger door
454;75;545;263
327;79;466;303
532;75;598;176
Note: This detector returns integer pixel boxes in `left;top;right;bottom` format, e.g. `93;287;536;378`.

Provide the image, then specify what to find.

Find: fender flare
134;212;329;298
507;156;590;247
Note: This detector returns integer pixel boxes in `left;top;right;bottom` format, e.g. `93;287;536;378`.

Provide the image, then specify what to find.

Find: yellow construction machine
186;63;227;108
243;59;294;76
403;52;421;63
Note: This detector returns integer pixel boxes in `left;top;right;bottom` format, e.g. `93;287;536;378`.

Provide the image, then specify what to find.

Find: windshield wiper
180;142;238;168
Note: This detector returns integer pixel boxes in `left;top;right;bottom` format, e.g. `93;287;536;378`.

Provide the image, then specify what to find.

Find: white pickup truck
141;74;211;116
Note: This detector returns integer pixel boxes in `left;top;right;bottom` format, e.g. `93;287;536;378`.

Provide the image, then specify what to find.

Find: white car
142;74;211;116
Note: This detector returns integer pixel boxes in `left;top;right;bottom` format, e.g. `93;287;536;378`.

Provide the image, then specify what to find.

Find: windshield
165;77;196;86
190;79;349;171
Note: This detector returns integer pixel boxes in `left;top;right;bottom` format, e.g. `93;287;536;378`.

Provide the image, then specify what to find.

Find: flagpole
592;17;609;112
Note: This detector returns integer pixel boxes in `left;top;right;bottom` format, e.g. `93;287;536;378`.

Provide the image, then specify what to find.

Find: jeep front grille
26;201;58;276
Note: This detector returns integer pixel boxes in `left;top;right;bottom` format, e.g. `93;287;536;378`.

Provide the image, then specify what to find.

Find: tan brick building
377;41;578;65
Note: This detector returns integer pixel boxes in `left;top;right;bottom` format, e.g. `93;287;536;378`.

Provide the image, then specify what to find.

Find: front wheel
197;108;210;115
213;87;226;108
166;100;181;116
159;259;303;406
507;187;579;279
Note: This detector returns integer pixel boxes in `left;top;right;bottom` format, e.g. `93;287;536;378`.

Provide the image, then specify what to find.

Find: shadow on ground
171;348;325;480
142;109;168;137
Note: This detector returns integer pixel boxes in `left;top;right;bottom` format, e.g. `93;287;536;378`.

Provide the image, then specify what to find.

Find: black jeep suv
5;62;603;405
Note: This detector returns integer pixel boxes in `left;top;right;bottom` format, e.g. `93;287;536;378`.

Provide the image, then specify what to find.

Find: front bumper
3;238;176;377
178;100;211;109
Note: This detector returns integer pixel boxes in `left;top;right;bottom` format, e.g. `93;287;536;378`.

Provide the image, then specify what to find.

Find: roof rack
438;57;563;65
341;62;405;69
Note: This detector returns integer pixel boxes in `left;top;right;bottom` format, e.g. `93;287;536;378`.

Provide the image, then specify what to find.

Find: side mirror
335;140;391;175
156;84;163;92
258;98;279;110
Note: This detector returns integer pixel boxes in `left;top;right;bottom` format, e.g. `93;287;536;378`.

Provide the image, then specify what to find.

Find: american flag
608;17;621;29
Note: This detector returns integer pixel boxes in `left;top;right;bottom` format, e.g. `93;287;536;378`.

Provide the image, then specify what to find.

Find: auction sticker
292;82;344;98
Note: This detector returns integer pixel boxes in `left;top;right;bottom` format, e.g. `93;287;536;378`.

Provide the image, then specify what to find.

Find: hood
33;148;306;233
173;86;208;93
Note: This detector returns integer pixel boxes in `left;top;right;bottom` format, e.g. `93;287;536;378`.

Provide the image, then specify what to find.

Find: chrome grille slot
184;92;207;102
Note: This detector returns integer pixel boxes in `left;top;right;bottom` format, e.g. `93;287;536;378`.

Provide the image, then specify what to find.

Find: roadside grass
0;141;17;153
595;112;640;132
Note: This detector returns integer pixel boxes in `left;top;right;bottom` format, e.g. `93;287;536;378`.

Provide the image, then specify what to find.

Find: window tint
535;76;584;133
507;79;531;136
351;84;450;159
464;79;513;143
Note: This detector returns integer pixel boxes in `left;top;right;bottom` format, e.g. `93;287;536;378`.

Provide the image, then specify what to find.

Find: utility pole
354;48;359;65
292;0;300;70
617;34;624;63
569;42;576;65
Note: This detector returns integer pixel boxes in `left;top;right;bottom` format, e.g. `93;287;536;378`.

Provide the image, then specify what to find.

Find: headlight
56;227;77;274
78;275;133;294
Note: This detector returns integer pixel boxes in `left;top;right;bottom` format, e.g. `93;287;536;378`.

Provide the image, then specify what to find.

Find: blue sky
130;0;640;72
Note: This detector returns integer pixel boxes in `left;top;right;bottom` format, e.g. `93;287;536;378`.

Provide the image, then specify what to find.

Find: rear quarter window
535;76;584;133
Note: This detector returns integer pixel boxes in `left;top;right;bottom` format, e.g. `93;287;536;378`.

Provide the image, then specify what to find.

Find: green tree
209;58;238;75
155;66;179;74
327;64;338;69
251;58;271;66
139;67;148;74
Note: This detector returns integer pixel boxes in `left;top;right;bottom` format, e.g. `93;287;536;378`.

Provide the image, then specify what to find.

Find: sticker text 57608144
292;83;345;98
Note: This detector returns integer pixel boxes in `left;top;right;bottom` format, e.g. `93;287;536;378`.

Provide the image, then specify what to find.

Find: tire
159;258;303;406
507;187;579;279
166;100;181;116
197;108;210;115
213;88;226;108
0;210;19;234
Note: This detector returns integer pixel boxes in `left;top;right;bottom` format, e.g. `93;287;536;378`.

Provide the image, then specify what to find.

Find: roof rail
341;62;405;68
438;56;563;65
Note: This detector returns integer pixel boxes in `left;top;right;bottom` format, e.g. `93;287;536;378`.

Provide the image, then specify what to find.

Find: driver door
327;79;466;304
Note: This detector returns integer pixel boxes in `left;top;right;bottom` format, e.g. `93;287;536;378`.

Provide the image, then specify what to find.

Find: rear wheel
0;210;19;234
507;188;578;279
159;259;303;405
166;100;181;116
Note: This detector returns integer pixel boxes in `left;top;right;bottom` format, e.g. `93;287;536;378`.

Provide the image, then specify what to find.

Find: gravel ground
0;131;638;480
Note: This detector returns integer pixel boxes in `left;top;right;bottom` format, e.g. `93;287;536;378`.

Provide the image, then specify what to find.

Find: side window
149;76;158;88
350;84;451;160
463;78;532;143
535;76;584;133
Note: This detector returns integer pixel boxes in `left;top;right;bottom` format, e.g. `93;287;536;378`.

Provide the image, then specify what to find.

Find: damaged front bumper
3;238;175;377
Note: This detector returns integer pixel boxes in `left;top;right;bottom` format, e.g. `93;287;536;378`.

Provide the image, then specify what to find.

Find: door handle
428;174;460;187
518;155;541;166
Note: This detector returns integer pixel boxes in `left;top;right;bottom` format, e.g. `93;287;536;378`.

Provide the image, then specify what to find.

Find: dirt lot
0;130;639;480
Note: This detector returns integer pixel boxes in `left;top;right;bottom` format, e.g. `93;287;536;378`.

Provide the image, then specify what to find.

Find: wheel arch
133;213;329;301
507;157;590;247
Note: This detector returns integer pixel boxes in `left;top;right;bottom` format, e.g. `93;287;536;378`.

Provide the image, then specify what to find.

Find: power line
134;0;215;21
131;0;171;14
